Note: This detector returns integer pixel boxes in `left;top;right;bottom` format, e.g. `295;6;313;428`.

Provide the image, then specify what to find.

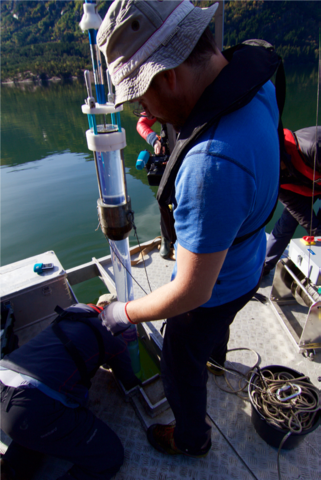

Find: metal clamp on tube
97;198;132;241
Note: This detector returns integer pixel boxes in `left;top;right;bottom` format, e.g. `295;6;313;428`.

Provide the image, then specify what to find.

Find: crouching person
0;298;140;480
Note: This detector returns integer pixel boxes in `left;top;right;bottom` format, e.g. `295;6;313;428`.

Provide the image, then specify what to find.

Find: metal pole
215;0;224;52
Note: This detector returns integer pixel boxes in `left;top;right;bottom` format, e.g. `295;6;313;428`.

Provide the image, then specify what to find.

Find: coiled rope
208;347;260;400
250;369;319;434
207;357;320;480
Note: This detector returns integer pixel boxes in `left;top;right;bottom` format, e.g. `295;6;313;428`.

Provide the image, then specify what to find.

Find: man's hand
154;139;166;155
154;139;162;155
100;301;132;335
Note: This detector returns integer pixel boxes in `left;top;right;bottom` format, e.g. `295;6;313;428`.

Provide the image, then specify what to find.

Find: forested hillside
1;0;319;83
224;0;319;64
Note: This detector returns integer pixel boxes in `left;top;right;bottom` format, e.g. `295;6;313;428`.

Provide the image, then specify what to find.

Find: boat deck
0;242;320;480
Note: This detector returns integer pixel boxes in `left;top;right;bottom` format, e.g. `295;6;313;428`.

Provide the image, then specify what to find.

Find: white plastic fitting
86;128;126;153
79;3;102;31
81;103;123;115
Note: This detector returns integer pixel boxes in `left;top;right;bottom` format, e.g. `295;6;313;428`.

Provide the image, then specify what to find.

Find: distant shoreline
1;75;81;85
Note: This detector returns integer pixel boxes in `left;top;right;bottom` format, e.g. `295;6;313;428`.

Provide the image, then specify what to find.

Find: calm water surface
1;67;318;303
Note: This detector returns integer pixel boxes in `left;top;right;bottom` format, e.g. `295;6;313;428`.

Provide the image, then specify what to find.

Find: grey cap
97;0;218;106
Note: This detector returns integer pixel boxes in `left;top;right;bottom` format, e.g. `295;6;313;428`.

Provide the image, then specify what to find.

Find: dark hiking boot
147;424;211;458
159;237;171;259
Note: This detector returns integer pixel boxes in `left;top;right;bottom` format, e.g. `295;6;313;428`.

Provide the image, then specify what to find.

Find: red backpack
281;127;321;196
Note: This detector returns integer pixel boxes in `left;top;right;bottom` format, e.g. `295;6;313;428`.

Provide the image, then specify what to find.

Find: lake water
1;66;318;303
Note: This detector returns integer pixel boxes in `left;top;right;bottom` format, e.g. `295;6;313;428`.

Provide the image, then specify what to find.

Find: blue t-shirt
172;81;280;307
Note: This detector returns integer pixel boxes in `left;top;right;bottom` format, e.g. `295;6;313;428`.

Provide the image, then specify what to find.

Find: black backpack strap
52;305;106;388
231;40;285;246
52;319;91;389
76;318;105;367
243;39;286;118
231;196;278;246
54;305;66;317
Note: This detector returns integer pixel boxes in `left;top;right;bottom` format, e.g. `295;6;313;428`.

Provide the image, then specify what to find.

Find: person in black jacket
264;127;321;275
0;299;140;480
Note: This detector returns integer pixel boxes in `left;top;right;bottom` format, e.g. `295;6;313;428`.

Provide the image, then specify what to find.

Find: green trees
223;0;319;65
0;0;319;83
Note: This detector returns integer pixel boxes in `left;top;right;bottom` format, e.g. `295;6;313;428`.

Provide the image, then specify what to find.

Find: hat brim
114;3;219;107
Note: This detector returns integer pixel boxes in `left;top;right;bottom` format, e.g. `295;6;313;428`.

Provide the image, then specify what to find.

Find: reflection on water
0;68;318;302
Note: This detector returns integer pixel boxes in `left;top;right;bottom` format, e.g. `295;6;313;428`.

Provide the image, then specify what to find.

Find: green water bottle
122;326;142;379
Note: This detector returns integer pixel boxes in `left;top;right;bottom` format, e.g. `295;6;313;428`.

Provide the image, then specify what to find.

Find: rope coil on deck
208;348;260;400
250;369;319;434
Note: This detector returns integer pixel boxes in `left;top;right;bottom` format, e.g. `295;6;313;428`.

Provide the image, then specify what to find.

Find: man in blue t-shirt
96;0;280;458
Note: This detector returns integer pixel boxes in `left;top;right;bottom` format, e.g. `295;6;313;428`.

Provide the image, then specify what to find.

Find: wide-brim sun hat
97;0;219;107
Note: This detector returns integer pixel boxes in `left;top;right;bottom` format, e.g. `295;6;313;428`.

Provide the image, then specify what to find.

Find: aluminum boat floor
1;245;320;480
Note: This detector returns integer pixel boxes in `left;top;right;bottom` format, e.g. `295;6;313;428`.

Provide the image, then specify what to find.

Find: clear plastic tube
82;1;141;380
101;146;141;379
96;150;125;205
109;238;142;379
109;239;134;303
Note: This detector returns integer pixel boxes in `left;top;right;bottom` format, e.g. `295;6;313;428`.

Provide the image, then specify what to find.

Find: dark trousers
265;190;321;271
161;281;260;452
0;384;124;480
160;210;171;243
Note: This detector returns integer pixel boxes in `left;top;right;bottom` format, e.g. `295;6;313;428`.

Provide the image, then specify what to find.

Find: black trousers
0;384;124;480
161;280;260;453
265;190;321;271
